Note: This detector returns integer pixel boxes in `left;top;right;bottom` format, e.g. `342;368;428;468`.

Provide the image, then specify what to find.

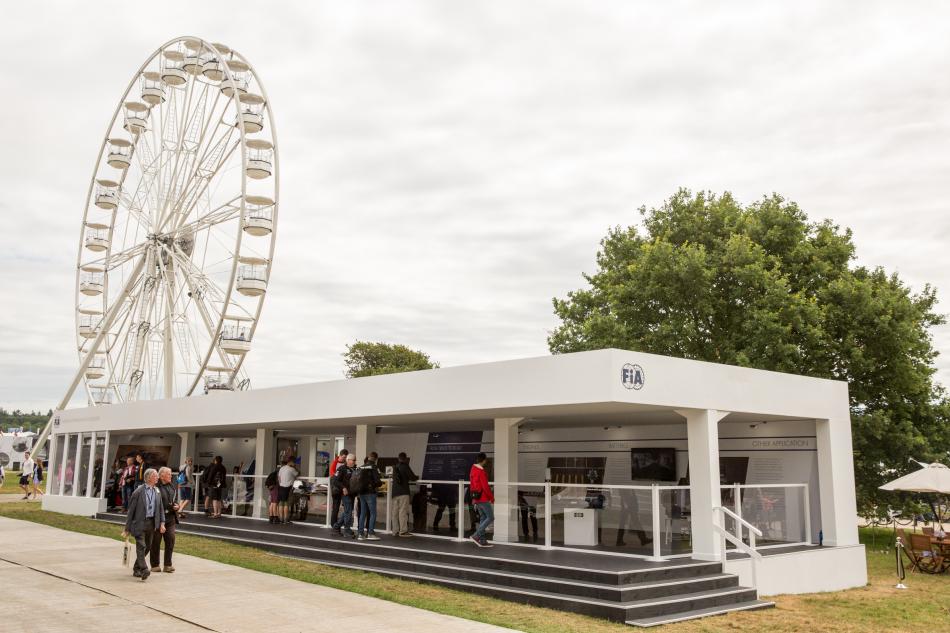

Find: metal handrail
713;505;762;590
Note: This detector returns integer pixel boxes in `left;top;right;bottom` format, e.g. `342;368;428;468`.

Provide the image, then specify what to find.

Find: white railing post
99;431;111;499
734;483;742;543
714;505;762;593
232;476;238;517
385;477;392;534
803;484;812;545
46;434;58;496
457;480;465;542
59;433;70;496
719;510;728;568
749;529;758;589
85;432;96;497
325;478;332;528
72;434;83;496
194;473;202;515
543;481;552;550
651;484;662;561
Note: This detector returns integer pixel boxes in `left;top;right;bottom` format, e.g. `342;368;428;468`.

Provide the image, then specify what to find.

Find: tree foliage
0;409;52;433
549;189;950;516
343;341;439;378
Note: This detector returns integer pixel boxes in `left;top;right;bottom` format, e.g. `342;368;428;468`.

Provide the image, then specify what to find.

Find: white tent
880;462;950;494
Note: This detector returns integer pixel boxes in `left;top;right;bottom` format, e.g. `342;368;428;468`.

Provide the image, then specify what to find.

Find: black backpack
264;470;278;488
348;467;368;495
393;464;406;486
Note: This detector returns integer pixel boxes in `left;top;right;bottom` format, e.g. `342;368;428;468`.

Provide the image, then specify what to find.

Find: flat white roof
55;349;848;435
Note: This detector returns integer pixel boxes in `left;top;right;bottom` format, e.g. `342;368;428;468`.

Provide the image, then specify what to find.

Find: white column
305;436;318;477
492;417;523;543
59;433;71;496
99;431;111;499
84;432;96;497
72;433;83;496
677;409;728;561
178;431;196;468
816;414;859;546
253;428;275;518
355;424;375;461
47;433;58;496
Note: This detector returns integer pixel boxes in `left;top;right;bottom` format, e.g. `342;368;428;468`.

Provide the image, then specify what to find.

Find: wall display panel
548;456;606;485
112;443;172;468
630;448;677;481
422;431;485;481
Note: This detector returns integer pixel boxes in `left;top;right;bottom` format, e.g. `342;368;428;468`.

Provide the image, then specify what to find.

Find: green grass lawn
0;475;47;494
0;502;946;632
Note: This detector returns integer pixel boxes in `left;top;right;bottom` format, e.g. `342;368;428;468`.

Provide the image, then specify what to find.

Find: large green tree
343;341;439;378
549;189;950;516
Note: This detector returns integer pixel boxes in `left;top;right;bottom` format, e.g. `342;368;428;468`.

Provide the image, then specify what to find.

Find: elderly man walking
149;467;180;573
122;468;166;581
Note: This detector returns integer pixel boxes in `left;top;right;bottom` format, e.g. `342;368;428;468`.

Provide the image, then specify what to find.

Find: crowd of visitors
110;446;500;581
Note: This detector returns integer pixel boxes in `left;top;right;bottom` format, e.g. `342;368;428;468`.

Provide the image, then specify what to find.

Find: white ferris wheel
74;36;278;406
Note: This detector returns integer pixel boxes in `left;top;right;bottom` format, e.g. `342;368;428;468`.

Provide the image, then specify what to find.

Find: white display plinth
563;508;598;546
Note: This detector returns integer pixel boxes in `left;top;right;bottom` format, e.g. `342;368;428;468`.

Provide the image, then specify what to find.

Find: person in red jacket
468;452;494;548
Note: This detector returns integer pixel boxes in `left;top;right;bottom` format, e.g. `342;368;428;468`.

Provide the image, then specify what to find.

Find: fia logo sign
621;363;644;390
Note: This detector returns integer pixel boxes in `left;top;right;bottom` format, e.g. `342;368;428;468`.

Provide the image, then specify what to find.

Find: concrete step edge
626;599;775;627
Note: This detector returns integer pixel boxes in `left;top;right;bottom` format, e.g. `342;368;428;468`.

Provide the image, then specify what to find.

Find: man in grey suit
122;468;166;581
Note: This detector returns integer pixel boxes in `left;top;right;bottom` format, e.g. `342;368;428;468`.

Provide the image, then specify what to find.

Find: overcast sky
2;1;948;411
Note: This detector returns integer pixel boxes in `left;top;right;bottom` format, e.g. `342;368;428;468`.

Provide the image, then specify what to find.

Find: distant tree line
0;408;51;432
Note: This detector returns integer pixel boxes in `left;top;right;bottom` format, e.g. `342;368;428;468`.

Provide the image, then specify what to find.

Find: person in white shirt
276;457;298;525
20;451;36;500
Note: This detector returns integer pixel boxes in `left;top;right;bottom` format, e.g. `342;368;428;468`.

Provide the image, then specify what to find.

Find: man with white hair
149;467;180;573
122;468;165;581
331;453;358;538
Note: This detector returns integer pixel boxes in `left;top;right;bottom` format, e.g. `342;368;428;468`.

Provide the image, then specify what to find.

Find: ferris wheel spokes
74;37;276;407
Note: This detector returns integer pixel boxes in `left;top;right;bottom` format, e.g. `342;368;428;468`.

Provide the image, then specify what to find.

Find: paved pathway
0;516;515;632
0;492;42;503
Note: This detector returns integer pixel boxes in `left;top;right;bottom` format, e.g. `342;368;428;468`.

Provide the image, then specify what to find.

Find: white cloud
2;0;948;410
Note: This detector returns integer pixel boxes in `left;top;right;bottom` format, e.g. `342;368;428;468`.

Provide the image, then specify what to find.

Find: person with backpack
205;456;228;519
276;456;298;525
198;463;213;514
331;453;357;538
265;467;280;523
353;454;382;541
178;457;195;503
391;452;418;537
468;453;494;548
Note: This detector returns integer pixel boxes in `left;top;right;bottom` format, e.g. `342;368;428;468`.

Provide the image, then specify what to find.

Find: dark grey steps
178;525;738;602
209;533;756;623
96;512;717;585
94;512;772;625
623;587;759;621
627;599;776;627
